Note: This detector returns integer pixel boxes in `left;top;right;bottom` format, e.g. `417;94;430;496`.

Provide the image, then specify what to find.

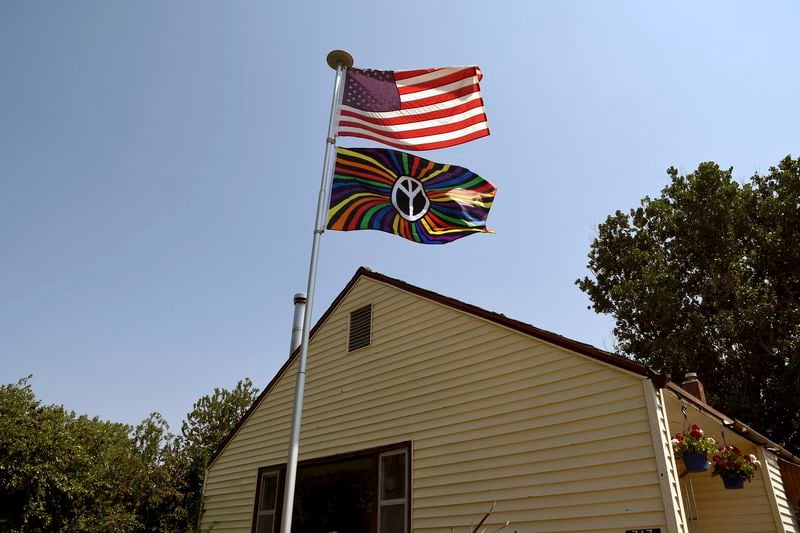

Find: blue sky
2;1;798;433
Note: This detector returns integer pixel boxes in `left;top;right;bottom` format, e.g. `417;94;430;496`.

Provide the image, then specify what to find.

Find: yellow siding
202;277;669;532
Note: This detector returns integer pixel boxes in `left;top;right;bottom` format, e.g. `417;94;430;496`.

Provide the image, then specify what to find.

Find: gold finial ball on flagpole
327;50;354;70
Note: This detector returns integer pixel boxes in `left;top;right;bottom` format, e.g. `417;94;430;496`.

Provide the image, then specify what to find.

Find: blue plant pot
681;452;709;473
723;476;745;489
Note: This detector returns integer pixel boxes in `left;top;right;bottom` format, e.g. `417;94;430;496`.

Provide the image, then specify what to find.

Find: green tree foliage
128;413;187;531
577;155;800;450
0;376;141;531
0;376;258;532
175;378;260;529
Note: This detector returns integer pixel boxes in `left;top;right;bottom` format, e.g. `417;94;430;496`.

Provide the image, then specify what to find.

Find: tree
175;378;259;529
577;156;800;451
0;376;258;531
0;376;140;531
128;413;187;531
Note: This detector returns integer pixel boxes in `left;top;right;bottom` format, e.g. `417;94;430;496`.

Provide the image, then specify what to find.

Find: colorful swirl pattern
327;147;496;244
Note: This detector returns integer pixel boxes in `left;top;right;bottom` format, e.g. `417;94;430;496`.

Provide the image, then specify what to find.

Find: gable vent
348;305;372;352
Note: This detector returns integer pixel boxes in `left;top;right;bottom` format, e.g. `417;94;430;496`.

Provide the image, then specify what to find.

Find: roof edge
358;268;655;379
665;382;800;466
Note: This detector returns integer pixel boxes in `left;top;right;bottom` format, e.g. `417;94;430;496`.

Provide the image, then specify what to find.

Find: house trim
759;447;789;532
643;379;687;533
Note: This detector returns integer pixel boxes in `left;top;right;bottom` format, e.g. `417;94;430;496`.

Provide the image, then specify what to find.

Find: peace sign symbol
391;175;430;222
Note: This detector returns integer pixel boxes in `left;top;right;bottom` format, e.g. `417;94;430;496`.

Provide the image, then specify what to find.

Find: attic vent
348;305;372;352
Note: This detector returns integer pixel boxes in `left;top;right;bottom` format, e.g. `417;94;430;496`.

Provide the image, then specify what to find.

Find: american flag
337;66;489;151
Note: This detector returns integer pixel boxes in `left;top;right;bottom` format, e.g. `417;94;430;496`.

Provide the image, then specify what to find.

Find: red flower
689;424;704;439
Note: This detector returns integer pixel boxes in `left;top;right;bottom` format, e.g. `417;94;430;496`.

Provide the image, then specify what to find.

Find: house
201;267;800;532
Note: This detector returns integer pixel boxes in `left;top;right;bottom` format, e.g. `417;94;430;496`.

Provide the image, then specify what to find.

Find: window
294;454;375;532
348;304;373;352
254;470;281;533
253;444;409;533
379;450;408;533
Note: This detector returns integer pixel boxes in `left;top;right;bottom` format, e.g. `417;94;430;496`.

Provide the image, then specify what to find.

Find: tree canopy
577;155;800;451
176;378;260;528
0;376;258;532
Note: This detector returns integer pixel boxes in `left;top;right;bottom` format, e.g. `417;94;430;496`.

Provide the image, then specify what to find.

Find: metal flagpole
279;49;353;533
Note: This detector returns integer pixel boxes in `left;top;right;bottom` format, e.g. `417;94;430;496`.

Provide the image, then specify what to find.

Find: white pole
279;49;352;533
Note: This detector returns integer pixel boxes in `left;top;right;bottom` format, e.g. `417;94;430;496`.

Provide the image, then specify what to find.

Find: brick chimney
680;372;706;403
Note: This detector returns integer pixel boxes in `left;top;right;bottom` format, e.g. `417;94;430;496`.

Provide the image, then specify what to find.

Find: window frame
378;448;409;533
251;467;285;533
251;442;410;533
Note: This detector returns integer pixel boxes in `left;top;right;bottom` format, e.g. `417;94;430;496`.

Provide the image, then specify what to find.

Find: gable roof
208;266;799;467
209;267;660;467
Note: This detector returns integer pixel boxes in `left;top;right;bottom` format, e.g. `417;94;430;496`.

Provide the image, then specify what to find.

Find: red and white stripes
338;66;490;151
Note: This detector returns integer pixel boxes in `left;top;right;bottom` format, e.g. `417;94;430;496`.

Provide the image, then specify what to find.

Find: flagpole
279;49;352;533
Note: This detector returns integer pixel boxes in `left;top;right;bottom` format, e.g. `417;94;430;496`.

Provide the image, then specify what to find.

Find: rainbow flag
327;147;495;244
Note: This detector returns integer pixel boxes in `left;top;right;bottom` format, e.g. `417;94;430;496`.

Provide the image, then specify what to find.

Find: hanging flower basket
681;451;709;473
672;424;716;473
711;445;761;489
722;475;745;490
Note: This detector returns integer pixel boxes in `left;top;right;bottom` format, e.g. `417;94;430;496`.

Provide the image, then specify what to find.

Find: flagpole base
327;49;354;69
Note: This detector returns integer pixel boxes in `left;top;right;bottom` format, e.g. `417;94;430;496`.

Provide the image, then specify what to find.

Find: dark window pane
381;453;405;501
380;504;405;533
259;473;278;511
293;455;374;533
255;514;274;533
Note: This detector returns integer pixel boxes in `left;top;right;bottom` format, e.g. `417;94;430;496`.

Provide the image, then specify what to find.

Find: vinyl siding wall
202;278;670;532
